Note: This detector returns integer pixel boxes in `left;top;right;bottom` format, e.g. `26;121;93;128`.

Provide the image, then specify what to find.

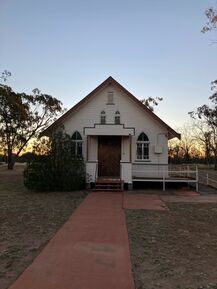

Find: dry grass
0;164;87;289
126;203;217;289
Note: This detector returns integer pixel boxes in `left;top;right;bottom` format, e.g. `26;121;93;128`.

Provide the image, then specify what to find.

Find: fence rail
198;171;217;189
132;164;198;191
132;164;198;178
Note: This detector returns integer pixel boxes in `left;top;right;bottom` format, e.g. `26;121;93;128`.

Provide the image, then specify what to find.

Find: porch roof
84;124;135;136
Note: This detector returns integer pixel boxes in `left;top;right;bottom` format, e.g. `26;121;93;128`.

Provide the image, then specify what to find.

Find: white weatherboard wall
60;84;169;183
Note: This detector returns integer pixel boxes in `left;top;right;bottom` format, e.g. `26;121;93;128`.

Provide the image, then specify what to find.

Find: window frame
136;133;150;160
114;111;120;124
100;111;106;124
71;131;83;159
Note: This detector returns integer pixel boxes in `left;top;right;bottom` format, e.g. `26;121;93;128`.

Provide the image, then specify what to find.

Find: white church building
45;76;181;190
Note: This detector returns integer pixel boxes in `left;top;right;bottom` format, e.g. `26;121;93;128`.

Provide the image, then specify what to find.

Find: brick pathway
8;192;135;289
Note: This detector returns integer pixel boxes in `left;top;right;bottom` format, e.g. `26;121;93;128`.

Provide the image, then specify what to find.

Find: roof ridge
42;76;180;139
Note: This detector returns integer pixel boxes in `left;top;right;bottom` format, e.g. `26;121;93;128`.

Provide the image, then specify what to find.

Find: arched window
115;111;120;124
137;132;149;160
100;111;106;124
71;131;83;158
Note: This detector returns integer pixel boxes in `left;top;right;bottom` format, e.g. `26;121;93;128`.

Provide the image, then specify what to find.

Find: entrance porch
84;124;134;188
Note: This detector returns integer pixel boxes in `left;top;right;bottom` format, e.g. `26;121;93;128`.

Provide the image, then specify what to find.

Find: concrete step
95;179;123;192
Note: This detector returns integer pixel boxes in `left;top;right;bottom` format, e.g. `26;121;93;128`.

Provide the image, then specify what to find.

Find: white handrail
132;170;198;177
131;164;199;191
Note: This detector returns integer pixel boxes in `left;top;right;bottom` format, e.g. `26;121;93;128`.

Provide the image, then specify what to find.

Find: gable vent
107;91;114;104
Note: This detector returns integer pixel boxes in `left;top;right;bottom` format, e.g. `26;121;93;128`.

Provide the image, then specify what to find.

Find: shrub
24;131;85;191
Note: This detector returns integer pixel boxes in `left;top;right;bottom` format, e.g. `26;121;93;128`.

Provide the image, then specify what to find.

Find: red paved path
9;193;135;289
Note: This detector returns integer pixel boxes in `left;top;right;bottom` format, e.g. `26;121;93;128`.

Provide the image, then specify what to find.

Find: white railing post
206;173;209;185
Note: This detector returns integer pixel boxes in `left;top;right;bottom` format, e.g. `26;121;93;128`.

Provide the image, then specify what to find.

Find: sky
1;0;217;129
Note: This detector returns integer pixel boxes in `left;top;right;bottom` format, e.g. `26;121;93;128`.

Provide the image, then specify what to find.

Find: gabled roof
43;76;180;139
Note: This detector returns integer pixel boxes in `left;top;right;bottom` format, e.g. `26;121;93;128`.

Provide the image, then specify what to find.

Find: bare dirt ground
0;164;87;289
126;202;217;289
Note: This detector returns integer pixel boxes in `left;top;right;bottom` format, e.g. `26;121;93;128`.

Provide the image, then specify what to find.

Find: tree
168;141;182;163
199;6;217;168
168;123;198;163
0;71;64;169
189;87;217;169
140;96;163;111
24;131;85;191
191;120;213;165
201;7;217;34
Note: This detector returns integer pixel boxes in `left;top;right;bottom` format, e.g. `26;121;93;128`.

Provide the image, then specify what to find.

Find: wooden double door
98;136;121;177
